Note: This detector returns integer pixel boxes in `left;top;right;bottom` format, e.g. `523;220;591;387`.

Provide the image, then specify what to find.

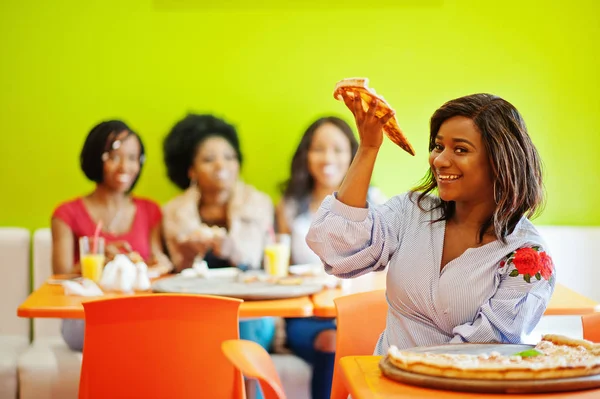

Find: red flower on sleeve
539;252;554;281
502;246;554;284
512;247;541;276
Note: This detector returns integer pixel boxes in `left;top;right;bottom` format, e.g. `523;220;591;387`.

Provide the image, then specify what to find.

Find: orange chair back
331;289;388;399
222;339;286;399
78;294;245;399
582;313;600;343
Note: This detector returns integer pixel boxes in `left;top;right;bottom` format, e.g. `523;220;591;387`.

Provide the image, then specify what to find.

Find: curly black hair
163;114;242;190
80;120;145;191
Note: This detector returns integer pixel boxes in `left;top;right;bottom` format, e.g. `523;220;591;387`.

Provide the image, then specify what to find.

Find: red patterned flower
539;252;554;280
512;247;541;276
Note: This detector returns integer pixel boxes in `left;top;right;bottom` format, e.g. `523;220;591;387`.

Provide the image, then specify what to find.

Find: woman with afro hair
162;114;277;356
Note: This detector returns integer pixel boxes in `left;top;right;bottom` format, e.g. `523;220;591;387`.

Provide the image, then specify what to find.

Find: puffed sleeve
450;245;556;343
306;193;410;278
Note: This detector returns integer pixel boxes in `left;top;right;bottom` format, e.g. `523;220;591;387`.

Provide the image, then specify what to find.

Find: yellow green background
1;0;598;231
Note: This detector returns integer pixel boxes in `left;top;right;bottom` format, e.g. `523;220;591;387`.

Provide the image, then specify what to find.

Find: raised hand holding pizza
334;77;415;155
340;91;395;149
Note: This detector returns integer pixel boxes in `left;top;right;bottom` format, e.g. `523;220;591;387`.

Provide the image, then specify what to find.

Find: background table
312;282;599;318
17;277;314;319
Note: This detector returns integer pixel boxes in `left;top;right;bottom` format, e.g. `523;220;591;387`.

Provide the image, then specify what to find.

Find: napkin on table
62;278;104;296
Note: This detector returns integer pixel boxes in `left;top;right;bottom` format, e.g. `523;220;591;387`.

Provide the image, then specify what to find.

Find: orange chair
582;313;600;342
222;339;286;399
331;289;388;399
78;294;245;399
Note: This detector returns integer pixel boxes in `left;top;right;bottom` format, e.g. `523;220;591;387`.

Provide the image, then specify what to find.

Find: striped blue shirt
306;193;555;355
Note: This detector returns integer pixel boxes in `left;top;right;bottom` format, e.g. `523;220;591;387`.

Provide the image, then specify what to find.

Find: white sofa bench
17;229;81;399
0;227;30;399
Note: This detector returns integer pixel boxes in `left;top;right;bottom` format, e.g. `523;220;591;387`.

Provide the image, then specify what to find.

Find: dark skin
176;136;239;263
52;133;172;275
276;122;353;235
430;116;497;269
276;123;355;354
337;92;497;273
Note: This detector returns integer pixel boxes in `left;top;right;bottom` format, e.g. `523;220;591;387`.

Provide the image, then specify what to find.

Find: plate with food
151;270;323;300
379;334;600;393
289;263;324;276
289;264;341;288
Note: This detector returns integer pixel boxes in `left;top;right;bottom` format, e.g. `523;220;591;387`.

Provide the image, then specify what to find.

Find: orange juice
81;254;105;282
264;243;290;277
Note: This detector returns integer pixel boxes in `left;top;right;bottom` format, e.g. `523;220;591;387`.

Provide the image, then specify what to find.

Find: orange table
17;277;314;319
312;283;600;318
340;356;600;398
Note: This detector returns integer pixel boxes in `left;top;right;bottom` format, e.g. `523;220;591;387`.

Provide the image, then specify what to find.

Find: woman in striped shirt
306;93;555;355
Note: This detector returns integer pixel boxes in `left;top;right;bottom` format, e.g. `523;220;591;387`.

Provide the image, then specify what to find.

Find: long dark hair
280;117;358;203
411;93;544;243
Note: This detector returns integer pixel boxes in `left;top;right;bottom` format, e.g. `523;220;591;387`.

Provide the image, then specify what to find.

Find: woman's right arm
162;202;196;272
275;200;291;235
164;235;196;272
51;218;75;275
337;93;392;208
306;93;405;278
306;195;406;278
162;202;213;272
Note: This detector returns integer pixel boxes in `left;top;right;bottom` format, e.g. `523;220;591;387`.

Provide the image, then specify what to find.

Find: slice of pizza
384;334;600;380
333;77;415;156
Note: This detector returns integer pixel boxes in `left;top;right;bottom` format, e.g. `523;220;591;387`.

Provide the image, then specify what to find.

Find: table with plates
339;355;600;399
17;275;315;319
17;271;600;320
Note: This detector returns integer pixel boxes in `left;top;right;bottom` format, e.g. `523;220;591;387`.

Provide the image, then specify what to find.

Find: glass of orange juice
79;236;106;282
264;234;291;277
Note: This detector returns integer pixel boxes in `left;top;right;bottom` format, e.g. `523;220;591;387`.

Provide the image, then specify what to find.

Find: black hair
163;114;242;190
79;120;145;191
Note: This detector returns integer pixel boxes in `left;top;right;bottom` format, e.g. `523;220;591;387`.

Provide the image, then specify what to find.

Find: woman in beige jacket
162;114;276;358
162;114;274;273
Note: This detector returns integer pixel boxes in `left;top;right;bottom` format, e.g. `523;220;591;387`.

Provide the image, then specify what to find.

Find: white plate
179;267;241;279
289;263;324;276
207;267;241;278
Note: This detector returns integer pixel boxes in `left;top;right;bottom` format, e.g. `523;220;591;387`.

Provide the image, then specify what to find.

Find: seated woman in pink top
52;120;172;350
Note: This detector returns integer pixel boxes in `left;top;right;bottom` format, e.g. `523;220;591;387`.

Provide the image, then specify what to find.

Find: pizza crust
386;335;600;380
391;360;600;380
333;77;416;156
542;334;600;351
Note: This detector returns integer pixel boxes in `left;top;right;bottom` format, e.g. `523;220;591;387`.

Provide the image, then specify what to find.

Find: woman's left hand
212;234;234;260
105;240;133;261
147;252;174;275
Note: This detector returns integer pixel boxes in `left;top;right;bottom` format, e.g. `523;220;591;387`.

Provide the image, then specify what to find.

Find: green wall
1;0;598;231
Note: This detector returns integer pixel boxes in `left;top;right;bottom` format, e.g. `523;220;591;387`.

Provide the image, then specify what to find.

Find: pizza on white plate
333;77;415;156
386;334;600;380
